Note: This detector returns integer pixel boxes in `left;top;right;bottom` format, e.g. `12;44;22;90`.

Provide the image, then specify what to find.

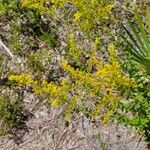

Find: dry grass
0;94;147;150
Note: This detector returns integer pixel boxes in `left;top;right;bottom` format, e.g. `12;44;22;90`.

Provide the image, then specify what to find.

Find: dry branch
0;39;14;58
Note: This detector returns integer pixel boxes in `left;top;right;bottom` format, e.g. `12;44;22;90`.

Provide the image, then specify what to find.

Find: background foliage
1;0;150;147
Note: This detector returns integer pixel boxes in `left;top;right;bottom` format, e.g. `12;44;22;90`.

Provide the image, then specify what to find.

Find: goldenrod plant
22;0;113;32
8;36;136;123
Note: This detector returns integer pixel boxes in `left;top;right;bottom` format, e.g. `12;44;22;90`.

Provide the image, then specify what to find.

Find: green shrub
115;4;150;144
8;38;136;123
22;0;113;32
116;41;150;142
0;0;59;56
0;97;25;129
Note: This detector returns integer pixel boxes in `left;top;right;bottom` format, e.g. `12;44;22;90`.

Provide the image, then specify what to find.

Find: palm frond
126;16;147;56
146;7;150;34
134;7;150;56
123;5;150;71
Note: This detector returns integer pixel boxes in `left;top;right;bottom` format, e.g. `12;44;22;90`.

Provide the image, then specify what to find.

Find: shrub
0;0;59;56
22;0;114;32
118;5;150;141
0;97;25;130
8;36;136;123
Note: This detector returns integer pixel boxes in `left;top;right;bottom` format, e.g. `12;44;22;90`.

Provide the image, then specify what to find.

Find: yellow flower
74;12;82;20
8;74;33;86
51;98;59;108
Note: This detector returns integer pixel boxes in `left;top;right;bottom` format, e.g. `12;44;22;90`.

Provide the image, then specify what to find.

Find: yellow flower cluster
22;0;55;15
22;0;113;32
8;74;33;86
74;12;82;20
61;37;136;122
8;36;137;123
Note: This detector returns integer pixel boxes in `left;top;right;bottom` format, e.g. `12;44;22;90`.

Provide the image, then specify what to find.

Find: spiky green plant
123;6;150;73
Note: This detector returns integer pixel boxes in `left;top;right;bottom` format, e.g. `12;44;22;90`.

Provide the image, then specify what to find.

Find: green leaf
134;6;150;56
146;7;150;34
121;34;146;65
126;16;147;56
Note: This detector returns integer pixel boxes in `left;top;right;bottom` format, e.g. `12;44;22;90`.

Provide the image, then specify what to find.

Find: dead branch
0;39;14;58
